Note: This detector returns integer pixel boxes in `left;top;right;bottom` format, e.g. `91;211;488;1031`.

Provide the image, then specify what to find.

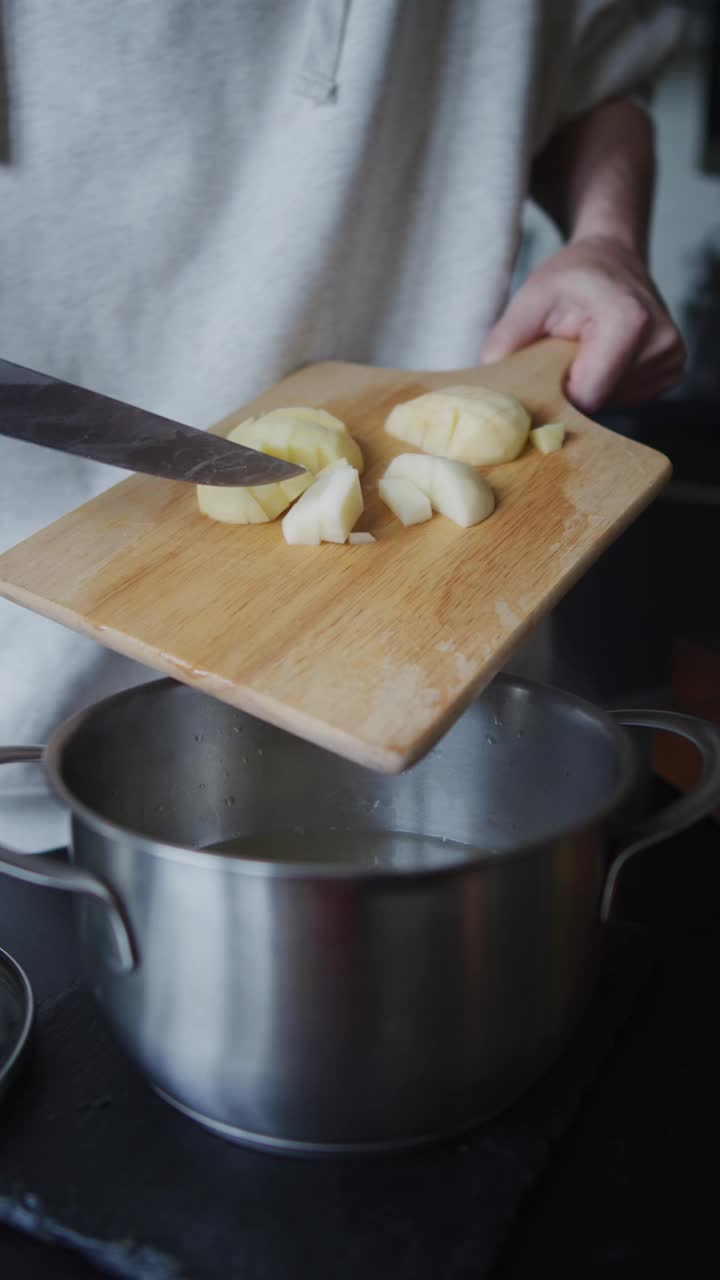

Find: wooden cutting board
0;339;670;772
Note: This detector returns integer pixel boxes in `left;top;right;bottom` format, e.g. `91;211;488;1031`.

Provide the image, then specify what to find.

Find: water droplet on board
486;735;496;745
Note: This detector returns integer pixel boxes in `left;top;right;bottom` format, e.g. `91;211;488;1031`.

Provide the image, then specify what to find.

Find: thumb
480;286;550;364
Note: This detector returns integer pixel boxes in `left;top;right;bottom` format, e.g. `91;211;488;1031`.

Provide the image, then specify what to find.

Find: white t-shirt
0;0;684;848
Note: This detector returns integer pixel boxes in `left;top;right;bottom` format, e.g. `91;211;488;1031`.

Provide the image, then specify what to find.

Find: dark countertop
1;790;719;1280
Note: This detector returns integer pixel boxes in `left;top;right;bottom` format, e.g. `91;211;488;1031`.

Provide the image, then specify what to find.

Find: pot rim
43;675;641;879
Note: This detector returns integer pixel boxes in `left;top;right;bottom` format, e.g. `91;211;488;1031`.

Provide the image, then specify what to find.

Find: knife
0;357;305;486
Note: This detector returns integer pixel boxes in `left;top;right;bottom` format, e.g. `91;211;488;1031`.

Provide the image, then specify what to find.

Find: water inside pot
201;829;491;869
55;677;635;853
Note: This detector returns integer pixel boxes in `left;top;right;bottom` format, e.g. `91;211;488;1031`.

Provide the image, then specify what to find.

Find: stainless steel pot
1;676;719;1154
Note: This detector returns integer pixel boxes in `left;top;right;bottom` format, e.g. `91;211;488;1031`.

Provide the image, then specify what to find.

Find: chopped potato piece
348;531;376;544
386;385;530;465
384;454;494;528
197;471;312;524
230;414;364;474
378;476;432;526
197;408;364;526
530;423;565;454
262;406;349;436
282;464;363;545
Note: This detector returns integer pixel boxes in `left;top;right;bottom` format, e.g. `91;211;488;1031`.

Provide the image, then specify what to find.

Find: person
0;1;687;850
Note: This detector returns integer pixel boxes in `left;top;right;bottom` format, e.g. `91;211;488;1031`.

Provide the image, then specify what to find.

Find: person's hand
480;235;687;412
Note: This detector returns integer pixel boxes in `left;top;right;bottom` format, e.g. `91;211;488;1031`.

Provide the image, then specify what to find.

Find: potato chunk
378;476;432;526
530;423;565;454
262;406;350;435
282;462;363;545
384;454;494;528
385;385;530;465
197;471;312;524
197;407;364;525
230;414;364;474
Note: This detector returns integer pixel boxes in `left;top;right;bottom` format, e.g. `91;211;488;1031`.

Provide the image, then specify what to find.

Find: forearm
530;98;656;261
485;99;683;408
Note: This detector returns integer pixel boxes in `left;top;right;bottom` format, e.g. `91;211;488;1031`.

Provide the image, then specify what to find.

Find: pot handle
601;711;720;921
0;746;137;974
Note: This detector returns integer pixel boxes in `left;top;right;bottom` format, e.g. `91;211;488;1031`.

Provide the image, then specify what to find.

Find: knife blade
0;357;305;486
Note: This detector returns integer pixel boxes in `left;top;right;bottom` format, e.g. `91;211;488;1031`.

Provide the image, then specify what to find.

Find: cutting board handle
473;337;579;411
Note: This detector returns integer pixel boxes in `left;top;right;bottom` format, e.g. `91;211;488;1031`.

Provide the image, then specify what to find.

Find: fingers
607;359;686;406
565;298;649;411
601;321;687;405
639;327;687;376
480;240;688;412
480;285;550;364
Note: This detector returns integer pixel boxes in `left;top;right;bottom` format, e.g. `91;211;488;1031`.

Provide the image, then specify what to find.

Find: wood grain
0;339;671;772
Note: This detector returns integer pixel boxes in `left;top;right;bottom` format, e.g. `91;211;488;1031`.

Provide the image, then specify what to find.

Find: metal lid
0;946;33;1101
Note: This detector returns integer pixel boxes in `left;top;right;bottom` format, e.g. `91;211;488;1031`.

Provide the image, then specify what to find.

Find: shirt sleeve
559;1;688;122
